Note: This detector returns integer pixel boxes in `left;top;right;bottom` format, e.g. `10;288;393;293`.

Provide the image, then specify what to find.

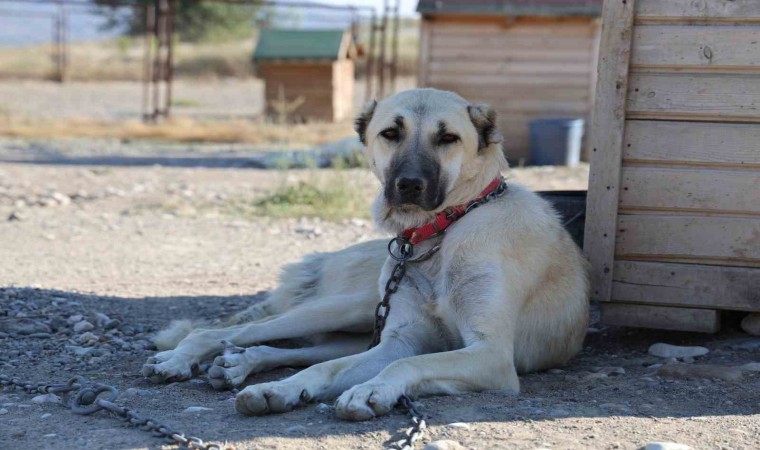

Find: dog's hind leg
207;333;370;390
142;294;374;383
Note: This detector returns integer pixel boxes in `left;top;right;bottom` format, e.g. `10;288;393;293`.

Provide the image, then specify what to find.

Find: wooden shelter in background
416;0;603;164
585;0;760;333
253;29;356;122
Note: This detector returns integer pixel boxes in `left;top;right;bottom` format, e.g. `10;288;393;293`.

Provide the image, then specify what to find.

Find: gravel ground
0;138;758;450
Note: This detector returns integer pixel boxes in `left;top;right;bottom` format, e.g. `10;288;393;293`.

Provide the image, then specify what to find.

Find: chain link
0;373;226;450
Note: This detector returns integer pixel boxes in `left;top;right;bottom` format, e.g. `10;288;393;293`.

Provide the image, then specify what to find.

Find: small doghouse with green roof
253;28;356;122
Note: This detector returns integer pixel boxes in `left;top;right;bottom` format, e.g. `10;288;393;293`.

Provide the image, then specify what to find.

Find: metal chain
0;373;226;450
392;396;428;450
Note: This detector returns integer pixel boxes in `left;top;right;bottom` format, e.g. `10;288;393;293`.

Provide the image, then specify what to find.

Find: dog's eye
380;129;399;141
440;133;460;144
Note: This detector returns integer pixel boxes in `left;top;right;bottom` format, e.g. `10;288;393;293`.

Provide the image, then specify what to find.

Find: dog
142;88;589;421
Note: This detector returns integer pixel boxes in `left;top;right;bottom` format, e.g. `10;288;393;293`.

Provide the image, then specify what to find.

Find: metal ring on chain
71;384;119;415
388;237;413;261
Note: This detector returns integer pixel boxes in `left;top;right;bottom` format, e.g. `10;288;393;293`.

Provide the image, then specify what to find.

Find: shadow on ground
1;287;759;449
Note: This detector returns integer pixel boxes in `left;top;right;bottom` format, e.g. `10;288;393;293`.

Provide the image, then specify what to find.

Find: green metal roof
417;0;602;18
253;29;347;61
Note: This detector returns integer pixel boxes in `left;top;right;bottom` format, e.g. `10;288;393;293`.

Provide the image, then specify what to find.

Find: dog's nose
395;177;426;201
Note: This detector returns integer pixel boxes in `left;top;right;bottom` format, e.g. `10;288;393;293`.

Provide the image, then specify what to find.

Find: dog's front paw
235;381;309;416
141;350;199;383
335;382;403;421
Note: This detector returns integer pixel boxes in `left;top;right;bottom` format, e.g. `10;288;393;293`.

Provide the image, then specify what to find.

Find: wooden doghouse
253;29;356;122
585;0;760;333
416;0;603;163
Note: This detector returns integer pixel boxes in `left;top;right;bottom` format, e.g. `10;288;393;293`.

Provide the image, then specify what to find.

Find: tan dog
142;88;589;420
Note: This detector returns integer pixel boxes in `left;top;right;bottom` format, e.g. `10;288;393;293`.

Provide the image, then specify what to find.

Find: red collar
401;176;506;245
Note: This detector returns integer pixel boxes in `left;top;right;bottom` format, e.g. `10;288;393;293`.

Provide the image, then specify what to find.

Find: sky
0;0;420;46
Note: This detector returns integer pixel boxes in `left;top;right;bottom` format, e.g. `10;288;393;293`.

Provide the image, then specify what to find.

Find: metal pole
377;0;388;99
164;0;176;119
390;0;400;94
365;10;376;102
142;1;155;121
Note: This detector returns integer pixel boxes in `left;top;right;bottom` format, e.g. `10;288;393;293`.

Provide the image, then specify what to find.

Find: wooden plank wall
420;17;599;164
587;0;760;332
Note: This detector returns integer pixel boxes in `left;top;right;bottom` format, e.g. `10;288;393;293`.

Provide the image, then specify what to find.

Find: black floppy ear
354;100;377;145
467;103;503;151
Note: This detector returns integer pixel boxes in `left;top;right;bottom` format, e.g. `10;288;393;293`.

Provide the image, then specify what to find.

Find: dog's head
355;88;507;231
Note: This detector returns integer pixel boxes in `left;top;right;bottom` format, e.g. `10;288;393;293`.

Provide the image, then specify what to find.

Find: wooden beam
584;0;636;302
601;303;721;333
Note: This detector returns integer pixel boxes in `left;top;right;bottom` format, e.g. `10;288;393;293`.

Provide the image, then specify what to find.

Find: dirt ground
0;138;758;450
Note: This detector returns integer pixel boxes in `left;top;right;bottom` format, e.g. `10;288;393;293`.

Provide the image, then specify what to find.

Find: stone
740;313;760;336
182;406;213;414
67;315;83;324
656;363;744;382
73;320;95;333
741;363;760;372
648;343;709;359
31;394;60;404
77;332;99;345
424;440;467;450
286;425;307;433
40;413;52;419
730;339;760;352
645;442;692;450
446;422;470;429
0;319;51;336
0;408;8;415
315;403;331;413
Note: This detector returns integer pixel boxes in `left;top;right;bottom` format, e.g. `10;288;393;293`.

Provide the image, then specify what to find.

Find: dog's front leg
143;294;374;383
336;263;521;420
235;287;441;415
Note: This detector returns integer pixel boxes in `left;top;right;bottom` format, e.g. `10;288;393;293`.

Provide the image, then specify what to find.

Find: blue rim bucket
529;118;585;166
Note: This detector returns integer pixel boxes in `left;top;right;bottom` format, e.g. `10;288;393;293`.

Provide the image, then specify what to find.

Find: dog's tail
152;319;197;351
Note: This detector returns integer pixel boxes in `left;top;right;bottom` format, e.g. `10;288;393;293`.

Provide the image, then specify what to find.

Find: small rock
446;422;470;429
0;408;8;415
73;320;95;333
123;388;151;397
645;442;692;450
648;343;709;359
424;440;466;450
730;339;760;352
315;403;331;413
0;319;51;336
41;413;52;418
77;332;99;345
43;433;57;438
548;368;565;374
51;192;71;206
31;394;60;404
582;372;608;381
7;211;26;222
182;406;213;414
741;362;760;372
11;430;25;438
26;332;51;339
592;366;626;376
67;315;83;324
656;363;743;381
286;425;307;433
741;313;760;336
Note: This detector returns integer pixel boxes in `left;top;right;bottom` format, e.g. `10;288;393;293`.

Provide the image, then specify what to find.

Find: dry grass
0;116;354;146
0;19;421;82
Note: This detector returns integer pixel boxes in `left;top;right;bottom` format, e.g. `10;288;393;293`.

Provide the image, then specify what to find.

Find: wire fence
0;0;416;123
